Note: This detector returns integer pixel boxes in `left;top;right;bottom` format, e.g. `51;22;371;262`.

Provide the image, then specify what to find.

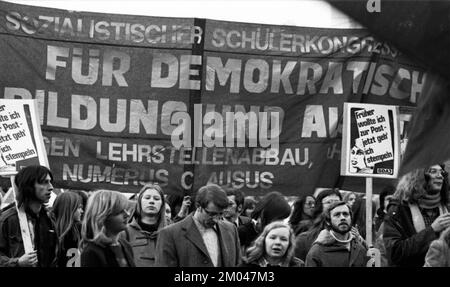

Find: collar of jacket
314;229;355;247
129;218;158;239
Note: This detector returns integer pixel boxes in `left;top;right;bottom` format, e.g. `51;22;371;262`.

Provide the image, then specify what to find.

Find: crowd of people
0;163;449;267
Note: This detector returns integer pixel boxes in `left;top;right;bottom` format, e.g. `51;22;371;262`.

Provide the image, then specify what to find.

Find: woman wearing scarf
120;183;167;267
383;164;450;267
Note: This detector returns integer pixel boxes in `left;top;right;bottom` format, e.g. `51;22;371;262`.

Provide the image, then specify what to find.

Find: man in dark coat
0;165;57;267
305;201;369;267
383;164;450;267
223;187;251;227
155;184;241;267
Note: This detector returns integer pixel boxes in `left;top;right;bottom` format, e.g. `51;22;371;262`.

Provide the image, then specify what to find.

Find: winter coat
0;206;56;267
80;238;135;267
305;229;369;267
238;221;259;250
292;219;314;236
383;202;440;267
294;226;322;261
424;238;450;267
119;218;159;267
155;214;241;267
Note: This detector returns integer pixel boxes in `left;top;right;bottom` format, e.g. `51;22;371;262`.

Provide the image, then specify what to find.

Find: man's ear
237;204;243;214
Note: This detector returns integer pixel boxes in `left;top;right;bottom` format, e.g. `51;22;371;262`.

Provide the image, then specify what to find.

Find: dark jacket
155;214;241;267
0;206;56;267
239;257;304;267
238;221;259;250
294;226;322;261
238;215;251;227
305;229;369;267
383;202;440;267
56;223;81;267
292;219;314;236
80;238;135;267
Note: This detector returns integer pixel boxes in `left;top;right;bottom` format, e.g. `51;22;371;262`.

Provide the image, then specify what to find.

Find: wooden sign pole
10;176;34;254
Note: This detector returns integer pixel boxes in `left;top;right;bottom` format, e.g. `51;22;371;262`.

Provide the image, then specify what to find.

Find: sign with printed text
341;103;400;178
0;99;48;175
0;2;425;196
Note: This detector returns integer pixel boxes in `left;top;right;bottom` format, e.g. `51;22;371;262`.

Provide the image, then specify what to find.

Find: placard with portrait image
341;103;400;178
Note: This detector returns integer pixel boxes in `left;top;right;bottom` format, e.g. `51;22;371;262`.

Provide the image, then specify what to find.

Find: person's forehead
227;195;236;202
429;164;443;170
331;205;349;214
206;201;223;211
267;227;289;236
323;194;339;201
142;189;159;197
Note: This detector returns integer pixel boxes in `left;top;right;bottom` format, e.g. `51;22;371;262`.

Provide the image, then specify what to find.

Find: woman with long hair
289;195;315;236
80;190;135;267
239;221;303;267
343;192;357;208
51;192;83;267
119;183;167;267
384;164;450;266
238;192;291;252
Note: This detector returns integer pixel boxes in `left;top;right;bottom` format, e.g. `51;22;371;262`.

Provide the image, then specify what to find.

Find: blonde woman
80;190;135;267
239;221;304;267
120;183;167;267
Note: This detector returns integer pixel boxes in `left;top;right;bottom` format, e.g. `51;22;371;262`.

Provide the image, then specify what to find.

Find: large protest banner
0;1;427;197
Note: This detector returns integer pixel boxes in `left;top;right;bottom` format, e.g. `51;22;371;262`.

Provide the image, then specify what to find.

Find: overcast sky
6;0;362;28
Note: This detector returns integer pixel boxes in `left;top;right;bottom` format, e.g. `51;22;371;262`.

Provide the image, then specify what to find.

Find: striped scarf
417;192;441;209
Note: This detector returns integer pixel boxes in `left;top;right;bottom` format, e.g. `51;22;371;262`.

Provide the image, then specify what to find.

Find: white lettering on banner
211;28;398;57
301;105;341;138
167;147;309;166
62;163;169;186
207;170;274;189
43;44;426;103
46;45;130;87
42;136;80;157
6;12;203;44
3;87;283;148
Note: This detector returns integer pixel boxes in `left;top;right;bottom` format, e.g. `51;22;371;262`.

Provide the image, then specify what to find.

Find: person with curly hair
383;164;450;267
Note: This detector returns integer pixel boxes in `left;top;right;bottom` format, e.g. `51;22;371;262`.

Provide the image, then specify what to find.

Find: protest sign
341;103;400;178
0;99;48;175
0;2;425;196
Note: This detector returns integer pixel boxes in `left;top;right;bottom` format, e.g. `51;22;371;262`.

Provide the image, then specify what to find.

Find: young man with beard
0;165;57;267
305;201;369;267
383;164;450;267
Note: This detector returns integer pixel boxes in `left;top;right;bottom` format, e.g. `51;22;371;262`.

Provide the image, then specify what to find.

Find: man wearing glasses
155;184;241;267
383;164;450;267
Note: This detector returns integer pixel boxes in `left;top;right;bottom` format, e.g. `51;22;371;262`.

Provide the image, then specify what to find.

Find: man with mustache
305;201;369;267
383;164;450;267
0;165;57;267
